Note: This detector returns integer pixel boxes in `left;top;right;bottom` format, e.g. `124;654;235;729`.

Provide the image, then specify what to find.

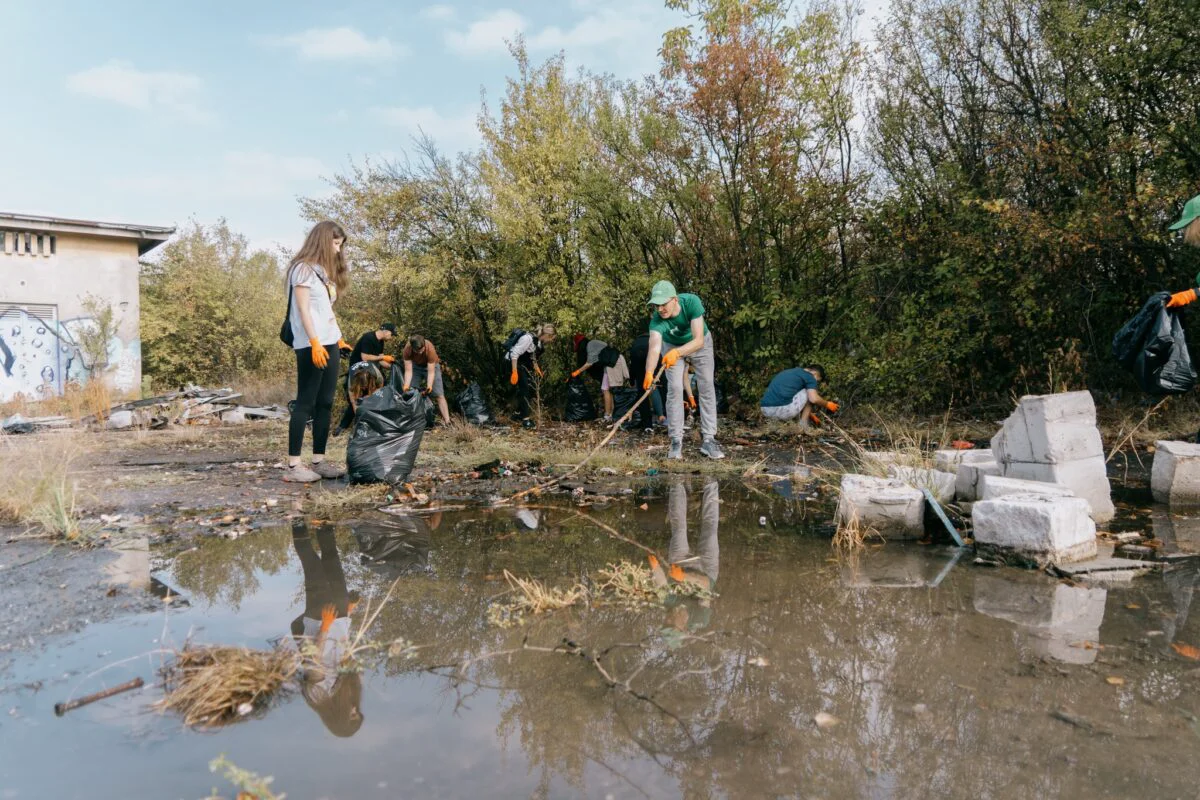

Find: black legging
290;344;340;457
514;359;535;420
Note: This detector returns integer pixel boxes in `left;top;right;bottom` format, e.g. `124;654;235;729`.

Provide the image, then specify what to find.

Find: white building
0;212;173;402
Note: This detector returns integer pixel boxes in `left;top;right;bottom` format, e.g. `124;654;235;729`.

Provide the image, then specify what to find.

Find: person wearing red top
402;334;451;425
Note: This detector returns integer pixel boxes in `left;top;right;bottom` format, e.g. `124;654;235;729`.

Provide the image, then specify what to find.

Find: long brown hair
1186;218;1200;248
288;221;349;294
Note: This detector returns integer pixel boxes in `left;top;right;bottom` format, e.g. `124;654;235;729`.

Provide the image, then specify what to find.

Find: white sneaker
311;461;347;479
283;464;322;483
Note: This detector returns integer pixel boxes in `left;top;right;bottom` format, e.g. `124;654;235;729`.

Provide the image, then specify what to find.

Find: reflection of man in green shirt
642;280;724;460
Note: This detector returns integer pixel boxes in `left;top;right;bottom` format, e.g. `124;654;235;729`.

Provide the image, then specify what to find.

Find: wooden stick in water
54;677;144;717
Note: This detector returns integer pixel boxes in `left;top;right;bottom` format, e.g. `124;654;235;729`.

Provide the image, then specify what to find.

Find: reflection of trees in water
166;527;294;609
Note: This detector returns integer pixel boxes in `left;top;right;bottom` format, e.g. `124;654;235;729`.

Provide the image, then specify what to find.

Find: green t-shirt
649;293;709;346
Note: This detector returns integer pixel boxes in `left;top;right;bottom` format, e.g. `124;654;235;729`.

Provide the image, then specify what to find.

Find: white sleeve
510;333;535;358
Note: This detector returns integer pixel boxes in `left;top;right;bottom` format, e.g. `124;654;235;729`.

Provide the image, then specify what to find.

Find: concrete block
973;573;1107;664
994;391;1103;465
1004;456;1114;522
106;410;134;430
835;474;924;539
980;474;1075;501
955;459;1001;502
934;448;994;473
972;494;1097;564
221;408;247;424
887;465;956;503
1150;441;1200;506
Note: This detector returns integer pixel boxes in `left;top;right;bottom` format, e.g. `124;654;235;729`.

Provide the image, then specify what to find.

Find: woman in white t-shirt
284;221;352;483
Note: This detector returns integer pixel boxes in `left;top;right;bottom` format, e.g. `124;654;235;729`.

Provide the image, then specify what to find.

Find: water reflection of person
289;521;364;737
352;515;434;578
657;478;720;635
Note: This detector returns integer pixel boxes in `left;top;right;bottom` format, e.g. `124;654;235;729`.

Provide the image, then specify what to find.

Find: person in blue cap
1163;193;1200;308
641;280;724;460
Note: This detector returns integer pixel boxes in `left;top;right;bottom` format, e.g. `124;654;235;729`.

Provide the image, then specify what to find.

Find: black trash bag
1113;292;1198;395
565;376;597;422
456;381;494;425
422;393;437;429
611;386;640;421
347;371;429;484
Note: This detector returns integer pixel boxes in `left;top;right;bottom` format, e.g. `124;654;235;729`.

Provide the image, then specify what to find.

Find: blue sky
0;0;888;252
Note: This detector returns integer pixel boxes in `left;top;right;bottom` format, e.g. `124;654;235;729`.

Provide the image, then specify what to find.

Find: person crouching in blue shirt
759;365;837;430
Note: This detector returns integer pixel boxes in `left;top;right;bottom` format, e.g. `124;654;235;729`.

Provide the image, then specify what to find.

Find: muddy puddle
3;478;1200;799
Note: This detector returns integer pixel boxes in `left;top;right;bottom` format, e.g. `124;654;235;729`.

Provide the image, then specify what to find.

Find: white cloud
444;9;526;58
372;105;480;154
420;4;456;22
527;9;645;52
261;27;404;61
66;61;211;122
112;150;328;199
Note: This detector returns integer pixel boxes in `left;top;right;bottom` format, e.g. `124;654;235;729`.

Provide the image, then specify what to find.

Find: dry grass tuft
595;561;661;606
487;569;587;627
832;511;881;558
158;644;300;728
0;432;93;542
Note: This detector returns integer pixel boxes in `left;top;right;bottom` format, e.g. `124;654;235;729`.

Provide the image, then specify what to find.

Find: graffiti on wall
0;307;139;402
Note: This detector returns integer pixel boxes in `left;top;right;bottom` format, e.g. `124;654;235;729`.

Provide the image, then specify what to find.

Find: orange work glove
534;364;544;378
1167;289;1198;309
686;396;697;410
510;368;519;385
402;383;410;392
661;349;681;369
337;339;352;353
310;339;329;368
810;412;822;427
571;366;585;379
643;372;654;391
825;401;839;414
380;354;395;365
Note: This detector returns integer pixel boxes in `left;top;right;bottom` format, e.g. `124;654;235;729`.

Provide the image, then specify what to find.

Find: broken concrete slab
1004;456;1114;522
887;465;956;504
972;494;1097;564
835;473;925;539
955;458;1001;502
1151;440;1200;506
973;573;1107;664
980;474;1075;502
220;408;248;425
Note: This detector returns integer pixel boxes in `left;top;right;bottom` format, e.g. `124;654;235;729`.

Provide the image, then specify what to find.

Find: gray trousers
667;478;720;584
665;333;717;440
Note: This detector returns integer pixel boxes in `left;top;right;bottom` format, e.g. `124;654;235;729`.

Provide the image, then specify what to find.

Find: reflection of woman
289;522;363;737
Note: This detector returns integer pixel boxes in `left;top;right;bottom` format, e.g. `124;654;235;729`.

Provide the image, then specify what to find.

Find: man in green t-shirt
642;280;724;460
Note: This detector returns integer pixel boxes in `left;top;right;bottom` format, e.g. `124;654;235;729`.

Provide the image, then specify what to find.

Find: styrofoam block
1026;422;1104;464
1020;391;1097;425
1150;440;1200;506
972;494;1097;563
992;413;1034;464
835;474;924;539
955;459;1001;502
994;392;1103;465
973;574;1106;664
934;448;994;473
1005;456;1114;523
980;474;1075;501
106;410;135;430
887;465;956;503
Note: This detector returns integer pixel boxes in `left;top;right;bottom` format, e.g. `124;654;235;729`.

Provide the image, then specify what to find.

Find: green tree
141;221;291;388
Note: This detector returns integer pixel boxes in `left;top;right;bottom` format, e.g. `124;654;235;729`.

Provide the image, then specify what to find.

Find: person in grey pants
642;280;724;460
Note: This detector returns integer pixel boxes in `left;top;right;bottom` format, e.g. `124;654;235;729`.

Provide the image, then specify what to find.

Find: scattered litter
1105;676;1125;686
748;656;769;667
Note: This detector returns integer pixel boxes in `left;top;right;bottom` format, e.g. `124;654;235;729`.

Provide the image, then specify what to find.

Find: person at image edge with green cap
1163;193;1200;308
642;280;724;460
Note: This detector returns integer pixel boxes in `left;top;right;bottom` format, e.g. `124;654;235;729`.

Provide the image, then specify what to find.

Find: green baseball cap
647;280;677;306
1169;194;1200;231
